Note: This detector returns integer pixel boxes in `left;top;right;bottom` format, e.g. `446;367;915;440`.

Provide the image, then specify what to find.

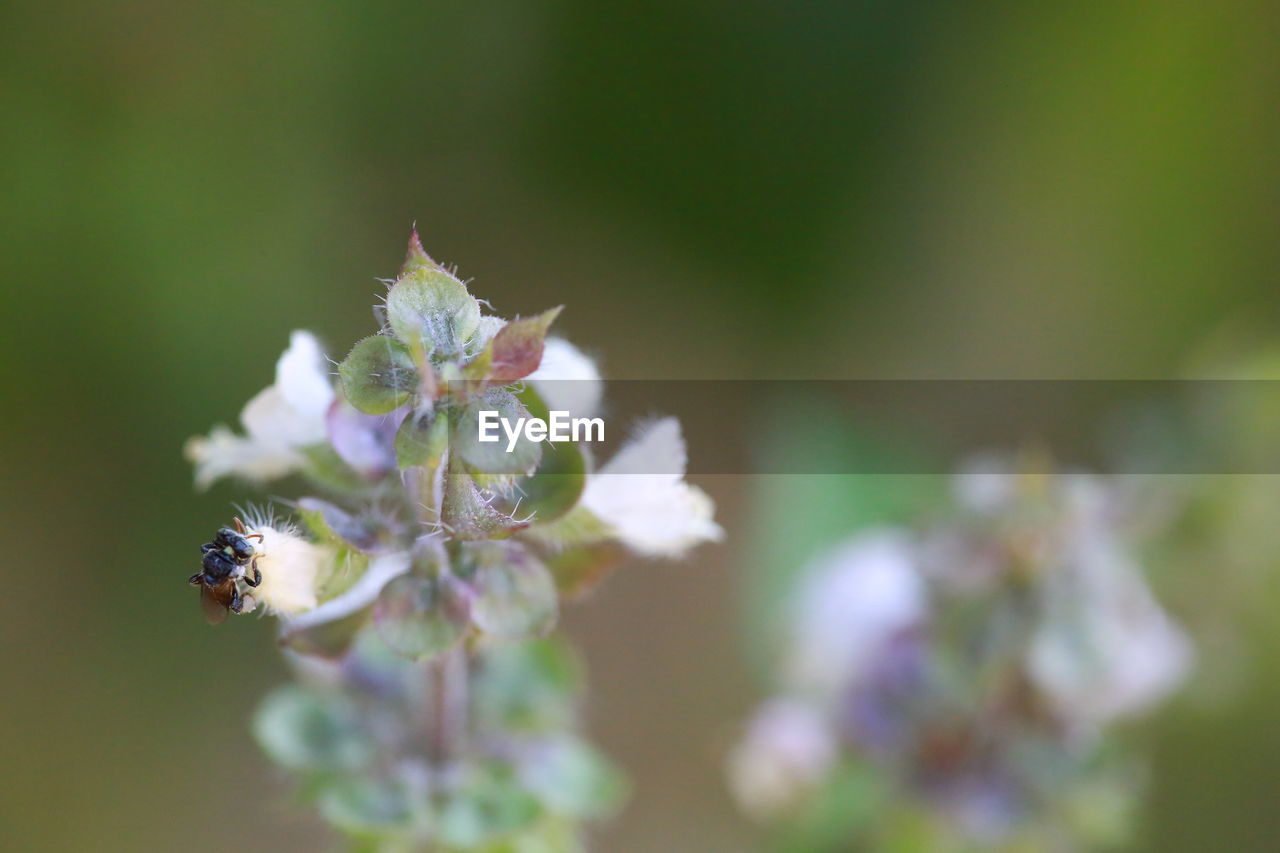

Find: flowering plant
730;460;1190;851
186;232;720;850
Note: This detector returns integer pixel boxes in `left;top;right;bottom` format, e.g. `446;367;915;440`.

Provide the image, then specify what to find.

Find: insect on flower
189;517;264;624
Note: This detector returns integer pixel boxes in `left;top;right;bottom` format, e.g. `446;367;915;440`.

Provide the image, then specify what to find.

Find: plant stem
417;449;468;766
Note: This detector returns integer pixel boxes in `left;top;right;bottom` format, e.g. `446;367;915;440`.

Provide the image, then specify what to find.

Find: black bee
189;518;263;624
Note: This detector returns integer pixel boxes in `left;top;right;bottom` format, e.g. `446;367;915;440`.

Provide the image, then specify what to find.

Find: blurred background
2;1;1280;850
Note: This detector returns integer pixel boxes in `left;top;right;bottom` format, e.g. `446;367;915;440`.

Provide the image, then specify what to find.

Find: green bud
385;265;481;357
338;335;418;414
400;228;437;276
394;406;448;469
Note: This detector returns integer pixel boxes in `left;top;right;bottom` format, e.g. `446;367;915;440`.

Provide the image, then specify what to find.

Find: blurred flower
1029;537;1192;732
785;532;925;701
185;331;334;488
579;417;723;558
731;460;1192;850
728;698;836;822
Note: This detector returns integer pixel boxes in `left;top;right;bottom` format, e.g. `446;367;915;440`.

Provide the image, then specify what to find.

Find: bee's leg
229;587;243;614
235;516;265;543
188;573;203;586
244;558;262;588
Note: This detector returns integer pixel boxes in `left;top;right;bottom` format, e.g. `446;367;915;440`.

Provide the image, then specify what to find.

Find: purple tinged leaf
442;459;528;540
373;573;472;660
487;306;563;384
465;542;558;639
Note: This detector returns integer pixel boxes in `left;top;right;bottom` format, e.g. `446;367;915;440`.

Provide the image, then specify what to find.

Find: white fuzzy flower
528;336;603;420
244;523;332;616
727;698;836;821
1028;538;1192;732
785;532;926;700
579;417;722;558
186;331;335;489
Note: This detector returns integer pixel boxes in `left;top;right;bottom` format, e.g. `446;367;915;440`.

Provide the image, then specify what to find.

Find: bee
189;517;264;624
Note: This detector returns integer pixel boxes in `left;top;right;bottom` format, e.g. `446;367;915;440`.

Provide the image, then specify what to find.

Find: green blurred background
3;1;1280;849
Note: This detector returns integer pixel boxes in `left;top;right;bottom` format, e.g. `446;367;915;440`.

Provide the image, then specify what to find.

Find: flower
727;698;836;822
527;336;603;420
785;532;926;701
578;417;722;558
244;522;333;616
186;331;335;488
1028;535;1192;732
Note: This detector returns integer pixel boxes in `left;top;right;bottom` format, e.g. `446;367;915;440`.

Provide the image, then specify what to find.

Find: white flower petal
528;337;603;420
274;330;335;417
185;425;304;490
581;418;722;558
186;331;334;488
248;524;332;616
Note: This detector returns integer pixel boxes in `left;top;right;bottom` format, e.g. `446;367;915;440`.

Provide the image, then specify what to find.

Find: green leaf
394;406;449;469
473;637;582;734
542;543;623;599
518;505;614;552
316;776;413;838
385;265;481;356
522;443;586;525
297;497;393;554
453;387;543;475
520;736;627;820
437;763;542;848
512;383;586;523
373;573;471;660
253;686;372;772
464;541;558;639
338;335;418;414
487;306;562;384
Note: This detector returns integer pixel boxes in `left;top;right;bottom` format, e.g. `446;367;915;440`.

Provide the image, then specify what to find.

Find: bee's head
213;527;256;564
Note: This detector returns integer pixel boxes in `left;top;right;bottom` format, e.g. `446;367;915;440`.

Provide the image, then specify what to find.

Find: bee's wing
199;580;234;626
